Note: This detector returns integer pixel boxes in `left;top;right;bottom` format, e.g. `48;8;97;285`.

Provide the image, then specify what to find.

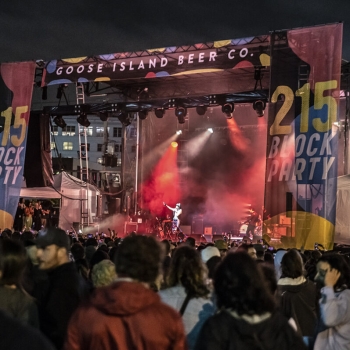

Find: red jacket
64;281;188;350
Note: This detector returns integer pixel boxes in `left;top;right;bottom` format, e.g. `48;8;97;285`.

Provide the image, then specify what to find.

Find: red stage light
171;141;178;148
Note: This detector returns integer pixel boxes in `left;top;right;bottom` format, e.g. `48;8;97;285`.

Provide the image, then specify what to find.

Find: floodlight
77;113;90;127
53;115;66;129
253;100;266;117
221;103;234;118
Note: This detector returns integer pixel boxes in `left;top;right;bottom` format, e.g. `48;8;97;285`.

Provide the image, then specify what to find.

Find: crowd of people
0;226;350;350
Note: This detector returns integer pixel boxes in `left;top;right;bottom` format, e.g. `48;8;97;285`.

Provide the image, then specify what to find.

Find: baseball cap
36;228;70;251
214;239;228;251
201;246;221;263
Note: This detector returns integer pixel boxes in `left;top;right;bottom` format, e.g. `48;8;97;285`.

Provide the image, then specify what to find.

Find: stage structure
0;23;343;249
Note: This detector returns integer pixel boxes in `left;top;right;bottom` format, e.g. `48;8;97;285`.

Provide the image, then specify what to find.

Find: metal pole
134;114;140;215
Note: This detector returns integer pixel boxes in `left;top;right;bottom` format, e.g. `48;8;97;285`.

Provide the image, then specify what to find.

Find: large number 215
1;106;27;147
270;80;337;135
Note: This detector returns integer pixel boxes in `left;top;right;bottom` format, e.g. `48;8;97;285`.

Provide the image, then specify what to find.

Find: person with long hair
314;254;350;350
159;245;215;350
195;251;306;350
0;239;39;328
277;249;318;336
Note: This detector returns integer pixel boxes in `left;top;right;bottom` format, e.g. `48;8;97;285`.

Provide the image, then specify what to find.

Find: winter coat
194;309;306;350
0;285;39;328
37;262;88;350
278;278;318;336
64;280;188;350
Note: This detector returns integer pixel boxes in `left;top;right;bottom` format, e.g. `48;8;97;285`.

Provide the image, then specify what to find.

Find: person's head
161;240;171;256
280;249;304;279
214;239;228;257
70;243;85;261
185;237;196;248
206;255;221;280
315;253;350;290
257;261;278;295
176;203;181;209
115;235;163;284
168;245;209;297
237;243;257;260
35;228;70;270
91;259;117;288
0;239;27;287
214;251;275;315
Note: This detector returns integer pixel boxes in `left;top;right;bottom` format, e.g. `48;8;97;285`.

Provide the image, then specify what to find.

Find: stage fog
139;104;268;234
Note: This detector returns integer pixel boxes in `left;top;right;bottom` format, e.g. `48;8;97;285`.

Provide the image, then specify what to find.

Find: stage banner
264;23;343;250
0;62;36;230
42;36;271;85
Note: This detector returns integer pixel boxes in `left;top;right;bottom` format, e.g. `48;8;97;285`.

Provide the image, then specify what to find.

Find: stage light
221;103;234;118
208;128;213;133
138;110;148;120
171;141;178;148
155;108;165;118
175;107;187;124
196;106;207;116
176;130;182;135
98;111;109;122
117;112;131;126
77;113;90;127
53;115;66;129
253;100;266;117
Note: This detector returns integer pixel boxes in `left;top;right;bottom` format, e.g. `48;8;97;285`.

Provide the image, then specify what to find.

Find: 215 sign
270;80;337;135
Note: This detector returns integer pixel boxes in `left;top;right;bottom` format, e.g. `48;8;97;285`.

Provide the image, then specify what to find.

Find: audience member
91;259;117;288
277;249;318;336
159;245;215;349
0;239;39;328
64;235;187;350
195;252;306;350
35;228;88;350
314;254;350;349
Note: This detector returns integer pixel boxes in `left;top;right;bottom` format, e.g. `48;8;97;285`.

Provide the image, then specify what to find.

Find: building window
50;142;56;150
97;144;103;152
114;144;122;153
129;127;137;138
79;126;93;136
62;125;76;136
131;145;136;152
63;142;73;150
113;127;122;138
96;126;104;137
51;126;59;136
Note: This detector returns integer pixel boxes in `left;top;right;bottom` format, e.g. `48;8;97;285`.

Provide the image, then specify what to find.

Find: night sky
1;0;350;63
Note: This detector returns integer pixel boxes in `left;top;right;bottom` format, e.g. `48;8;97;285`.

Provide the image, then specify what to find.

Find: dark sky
1;0;350;63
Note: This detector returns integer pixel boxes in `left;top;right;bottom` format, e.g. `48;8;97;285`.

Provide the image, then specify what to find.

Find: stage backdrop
265;23;343;250
0;62;36;229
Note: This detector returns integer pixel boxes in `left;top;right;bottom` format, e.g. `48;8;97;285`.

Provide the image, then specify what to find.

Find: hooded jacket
194;309;306;350
64;281;188;350
278;278;318;336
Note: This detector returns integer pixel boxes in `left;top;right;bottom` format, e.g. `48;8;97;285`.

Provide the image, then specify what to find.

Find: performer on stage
245;208;260;240
163;202;182;232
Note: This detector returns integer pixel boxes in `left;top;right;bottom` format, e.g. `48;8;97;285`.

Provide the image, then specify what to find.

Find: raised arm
163;202;175;211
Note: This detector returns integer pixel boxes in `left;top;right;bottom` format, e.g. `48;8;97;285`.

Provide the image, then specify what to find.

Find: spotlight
208;128;213;133
176;130;182;135
221;103;234;118
175;107;187;124
98;111;109;122
171;141;178;148
53;115;66;129
117;112;131;126
253;100;266;117
155;108;165;118
196;106;207;116
138;110;148;120
77;113;90;127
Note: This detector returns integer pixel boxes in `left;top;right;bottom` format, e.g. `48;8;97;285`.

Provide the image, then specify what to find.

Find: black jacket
278;280;318;336
37;262;88;350
194;310;306;350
